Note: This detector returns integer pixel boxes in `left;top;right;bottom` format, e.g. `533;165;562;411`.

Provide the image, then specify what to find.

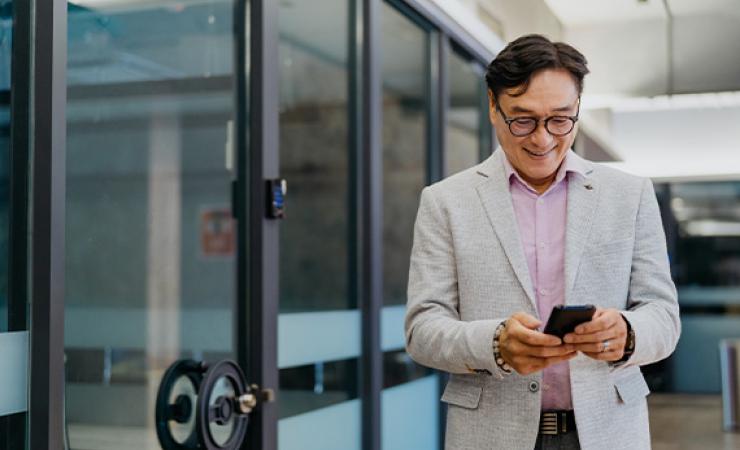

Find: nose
528;121;554;149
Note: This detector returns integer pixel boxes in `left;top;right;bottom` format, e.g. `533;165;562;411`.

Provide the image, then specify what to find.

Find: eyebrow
510;104;575;114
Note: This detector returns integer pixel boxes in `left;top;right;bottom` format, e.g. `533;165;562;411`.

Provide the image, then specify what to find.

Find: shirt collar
502;149;587;192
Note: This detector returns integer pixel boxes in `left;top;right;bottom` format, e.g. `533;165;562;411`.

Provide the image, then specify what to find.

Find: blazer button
529;381;540;393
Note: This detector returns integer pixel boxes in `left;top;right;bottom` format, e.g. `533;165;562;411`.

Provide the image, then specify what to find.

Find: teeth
526;149;550;157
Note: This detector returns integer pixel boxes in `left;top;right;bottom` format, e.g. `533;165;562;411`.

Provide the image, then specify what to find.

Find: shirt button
529;381;540;393
539;289;548;296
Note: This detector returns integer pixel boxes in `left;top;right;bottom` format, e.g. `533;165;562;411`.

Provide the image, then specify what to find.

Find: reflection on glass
666;182;740;287
381;2;428;307
382;350;433;389
446;48;484;176
277;1;359;443
0;100;7;333
380;5;438;450
65;1;236;448
278;0;350;313
655;181;740;393
279;358;358;419
0;0;9;91
0;0;10;332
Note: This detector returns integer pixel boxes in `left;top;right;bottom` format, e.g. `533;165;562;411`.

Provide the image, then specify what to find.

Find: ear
487;89;497;123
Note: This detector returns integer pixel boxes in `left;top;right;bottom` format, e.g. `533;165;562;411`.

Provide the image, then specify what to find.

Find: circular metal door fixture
155;359;206;450
196;360;250;450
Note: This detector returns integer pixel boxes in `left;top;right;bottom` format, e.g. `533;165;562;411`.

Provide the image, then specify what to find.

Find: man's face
489;68;579;190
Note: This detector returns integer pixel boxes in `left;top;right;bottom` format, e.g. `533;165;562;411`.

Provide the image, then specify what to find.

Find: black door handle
156;359;274;450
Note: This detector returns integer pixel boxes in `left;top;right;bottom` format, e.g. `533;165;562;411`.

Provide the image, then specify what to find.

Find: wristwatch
619;316;635;361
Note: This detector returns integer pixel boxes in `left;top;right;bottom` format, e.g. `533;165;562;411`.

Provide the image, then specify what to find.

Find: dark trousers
534;430;581;450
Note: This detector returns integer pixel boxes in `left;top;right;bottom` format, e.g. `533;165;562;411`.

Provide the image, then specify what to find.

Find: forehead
499;68;579;113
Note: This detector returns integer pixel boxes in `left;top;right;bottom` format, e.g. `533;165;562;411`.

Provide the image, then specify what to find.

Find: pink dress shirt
502;151;587;410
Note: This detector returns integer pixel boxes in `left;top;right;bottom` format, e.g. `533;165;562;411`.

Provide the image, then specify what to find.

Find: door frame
238;0;280;449
26;0;67;447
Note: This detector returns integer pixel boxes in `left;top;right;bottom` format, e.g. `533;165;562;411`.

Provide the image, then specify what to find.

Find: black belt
539;410;577;436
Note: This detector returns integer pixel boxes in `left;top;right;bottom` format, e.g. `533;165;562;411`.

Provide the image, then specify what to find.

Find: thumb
511;312;541;330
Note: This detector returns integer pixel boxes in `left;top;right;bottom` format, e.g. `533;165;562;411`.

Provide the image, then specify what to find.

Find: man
405;34;680;450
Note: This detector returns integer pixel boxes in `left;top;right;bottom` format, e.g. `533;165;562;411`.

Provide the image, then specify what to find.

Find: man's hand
563;308;627;361
499;312;577;375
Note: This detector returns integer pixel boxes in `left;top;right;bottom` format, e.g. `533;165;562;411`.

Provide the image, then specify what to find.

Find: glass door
1;0;30;448
445;45;491;177
379;3;439;449
63;0;268;448
275;1;362;449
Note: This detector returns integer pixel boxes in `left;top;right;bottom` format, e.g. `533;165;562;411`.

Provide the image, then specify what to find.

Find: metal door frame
237;0;280;449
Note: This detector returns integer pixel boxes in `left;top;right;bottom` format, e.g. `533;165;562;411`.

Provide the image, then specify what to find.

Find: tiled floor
68;393;740;449
650;394;740;449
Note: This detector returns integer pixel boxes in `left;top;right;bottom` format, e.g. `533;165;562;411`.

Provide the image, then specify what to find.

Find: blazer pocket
613;370;650;404
441;375;482;409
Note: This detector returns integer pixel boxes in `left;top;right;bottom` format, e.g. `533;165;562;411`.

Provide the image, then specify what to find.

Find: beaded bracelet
493;321;513;374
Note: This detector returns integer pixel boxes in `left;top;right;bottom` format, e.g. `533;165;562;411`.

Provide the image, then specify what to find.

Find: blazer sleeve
405;186;507;376
620;178;681;367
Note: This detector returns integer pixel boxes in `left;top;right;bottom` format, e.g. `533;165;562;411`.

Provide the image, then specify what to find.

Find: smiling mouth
524;147;554;157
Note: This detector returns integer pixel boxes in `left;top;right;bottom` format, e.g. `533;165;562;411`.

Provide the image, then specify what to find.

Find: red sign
200;207;235;257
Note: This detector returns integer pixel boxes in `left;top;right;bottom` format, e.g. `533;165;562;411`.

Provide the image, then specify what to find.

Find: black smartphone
543;304;596;338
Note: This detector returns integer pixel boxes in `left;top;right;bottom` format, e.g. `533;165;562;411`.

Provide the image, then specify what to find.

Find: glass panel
381;376;439;450
446;48;483;176
1;4;29;448
0;0;9;93
65;0;238;448
654;181;740;393
381;2;428;307
380;305;404;351
277;0;359;447
278;399;361;450
278;0;350;314
380;5;437;450
0;331;28;416
1;0;12;333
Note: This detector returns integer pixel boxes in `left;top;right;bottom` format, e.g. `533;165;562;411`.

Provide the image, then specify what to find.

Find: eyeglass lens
510;117;574;136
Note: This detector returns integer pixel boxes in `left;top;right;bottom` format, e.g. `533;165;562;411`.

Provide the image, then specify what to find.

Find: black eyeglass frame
495;98;581;137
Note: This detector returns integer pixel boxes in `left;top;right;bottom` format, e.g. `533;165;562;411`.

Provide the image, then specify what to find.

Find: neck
519;171;556;195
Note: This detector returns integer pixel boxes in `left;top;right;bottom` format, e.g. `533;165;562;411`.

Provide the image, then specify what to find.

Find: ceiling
544;0;740;96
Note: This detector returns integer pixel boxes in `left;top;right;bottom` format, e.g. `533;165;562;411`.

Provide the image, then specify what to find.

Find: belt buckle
540;412;559;436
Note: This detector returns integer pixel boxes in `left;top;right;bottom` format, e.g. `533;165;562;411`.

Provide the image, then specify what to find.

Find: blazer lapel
564;167;600;304
475;151;537;312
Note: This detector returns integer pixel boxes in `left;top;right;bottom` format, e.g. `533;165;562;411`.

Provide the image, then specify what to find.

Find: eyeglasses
496;100;580;137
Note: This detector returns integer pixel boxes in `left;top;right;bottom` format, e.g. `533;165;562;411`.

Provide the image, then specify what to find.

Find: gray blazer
405;150;680;450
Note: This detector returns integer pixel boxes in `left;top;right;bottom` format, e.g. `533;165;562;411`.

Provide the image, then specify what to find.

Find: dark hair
485;34;589;100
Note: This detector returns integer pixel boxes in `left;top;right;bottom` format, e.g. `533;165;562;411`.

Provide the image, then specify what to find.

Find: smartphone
543;304;596;338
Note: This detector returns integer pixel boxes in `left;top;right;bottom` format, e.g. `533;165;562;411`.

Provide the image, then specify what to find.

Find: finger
591;307;606;319
582;349;623;362
510;351;578;374
572;338;624;353
575;310;618;334
510;325;562;346
509;355;548;374
511;312;542;330
564;328;620;344
510;341;576;358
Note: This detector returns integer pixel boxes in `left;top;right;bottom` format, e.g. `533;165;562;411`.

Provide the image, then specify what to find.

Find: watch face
627;330;636;352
